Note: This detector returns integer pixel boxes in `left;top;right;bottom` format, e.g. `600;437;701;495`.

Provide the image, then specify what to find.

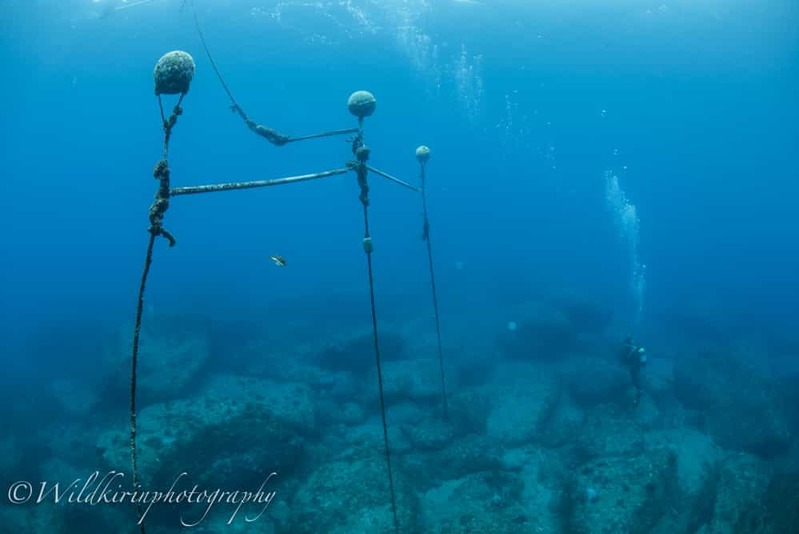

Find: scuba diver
619;336;647;406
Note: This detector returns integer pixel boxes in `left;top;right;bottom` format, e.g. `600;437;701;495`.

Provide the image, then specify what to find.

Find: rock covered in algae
560;357;630;408
290;454;417;533
418;434;504;483
347;90;376;118
95;388;307;489
484;381;556;446
560;447;679;533
104;315;210;402
373;358;451;403
314;329;406;376
495;300;579;362
400;416;456;451
418;471;537;534
153;50;195;95
674;349;793;458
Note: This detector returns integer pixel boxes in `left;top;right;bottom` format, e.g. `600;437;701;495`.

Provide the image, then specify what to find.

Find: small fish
269;255;287;267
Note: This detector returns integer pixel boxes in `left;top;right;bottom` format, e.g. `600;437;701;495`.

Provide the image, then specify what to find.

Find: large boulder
289;454;417;533
682;453;772;533
674;350;793;458
560;357;630;408
485;381;554;446
559;447;679;533
369;358;451;406
95;384;308;520
103;314;211;403
496;301;577;362
418;471;534;534
314;330;406;376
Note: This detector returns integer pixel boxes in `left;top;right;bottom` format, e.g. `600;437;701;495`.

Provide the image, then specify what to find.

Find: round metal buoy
154;50;195;96
347;90;376;119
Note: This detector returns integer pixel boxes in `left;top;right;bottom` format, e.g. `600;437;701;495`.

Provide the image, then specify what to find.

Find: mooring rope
187;2;239;112
366;164;419;191
418;153;448;419
352;129;400;534
130;93;184;533
129;234;153;534
365;234;400;534
186;0;356;145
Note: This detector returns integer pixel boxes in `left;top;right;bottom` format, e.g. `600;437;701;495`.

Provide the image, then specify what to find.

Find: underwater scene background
1;0;798;532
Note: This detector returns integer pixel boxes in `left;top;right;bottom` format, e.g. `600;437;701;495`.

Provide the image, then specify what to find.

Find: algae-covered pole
129;50;195;534
366;164;420;192
347;90;400;534
170;168;349;196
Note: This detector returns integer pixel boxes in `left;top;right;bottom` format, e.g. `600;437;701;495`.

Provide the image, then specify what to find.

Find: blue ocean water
1;1;798;532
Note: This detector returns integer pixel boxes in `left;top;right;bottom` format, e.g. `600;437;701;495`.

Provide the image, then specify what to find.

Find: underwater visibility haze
0;0;798;532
